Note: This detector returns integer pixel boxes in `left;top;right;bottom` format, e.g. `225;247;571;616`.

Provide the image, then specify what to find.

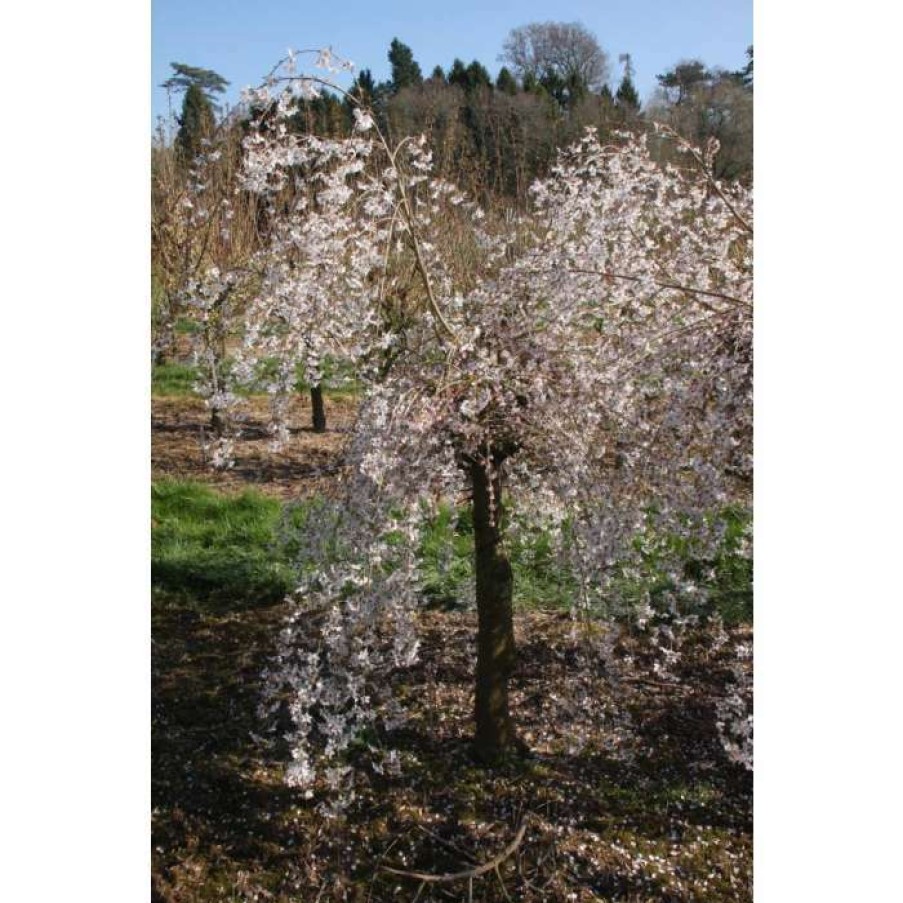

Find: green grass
610;505;753;626
152;362;200;397
417;503;580;611
153;481;752;623
150;356;361;399
174;317;202;335
152;480;308;609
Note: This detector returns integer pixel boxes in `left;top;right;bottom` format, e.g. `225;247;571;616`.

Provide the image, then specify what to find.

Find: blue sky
152;0;751;129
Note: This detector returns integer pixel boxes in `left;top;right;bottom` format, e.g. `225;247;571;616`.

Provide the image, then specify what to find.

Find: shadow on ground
153;590;752;902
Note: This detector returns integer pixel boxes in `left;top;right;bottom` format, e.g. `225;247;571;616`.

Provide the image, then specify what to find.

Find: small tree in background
615;53;641;118
175;83;215;163
496;66;518;95
649;53;753;182
500;21;609;105
162;62;230;165
656;59;709;105
388;38;423;93
153;63;260;454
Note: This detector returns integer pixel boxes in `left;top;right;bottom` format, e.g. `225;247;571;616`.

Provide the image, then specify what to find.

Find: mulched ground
152;394;358;499
152;395;753;902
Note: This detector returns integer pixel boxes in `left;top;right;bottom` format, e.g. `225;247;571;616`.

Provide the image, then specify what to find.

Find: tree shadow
152;590;308;897
152;560;291;613
152;601;752;901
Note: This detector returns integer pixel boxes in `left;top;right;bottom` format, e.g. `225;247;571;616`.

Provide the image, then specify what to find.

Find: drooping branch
652;123;754;234
388;138;459;345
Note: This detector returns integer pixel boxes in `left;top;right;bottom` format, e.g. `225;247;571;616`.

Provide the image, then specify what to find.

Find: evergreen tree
388;38;423;93
615;54;641;114
175;82;215;163
733;45;753;90
449;58;492;93
350;68;377;105
615;76;640;109
447;58;469;91
162;62;230;164
162;62;229;108
466;60;493;92
656;60;709;105
496;66;518;95
429;65;447;84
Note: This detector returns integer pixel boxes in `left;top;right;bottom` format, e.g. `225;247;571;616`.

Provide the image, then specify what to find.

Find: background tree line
156;24;752;209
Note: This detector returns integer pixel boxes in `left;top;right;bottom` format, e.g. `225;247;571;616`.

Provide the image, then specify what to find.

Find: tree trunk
310;384;327;433
469;456;517;763
210;406;226;436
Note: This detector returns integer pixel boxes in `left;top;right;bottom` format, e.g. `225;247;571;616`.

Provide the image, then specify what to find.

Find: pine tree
350;68;376;105
496;67;518;95
615;75;641;113
388;38;423;93
162;63;229;164
735;46;753;90
656;60;709;105
466;61;492;92
615;53;640;116
162;63;229;105
447;58;469;91
175;83;215;163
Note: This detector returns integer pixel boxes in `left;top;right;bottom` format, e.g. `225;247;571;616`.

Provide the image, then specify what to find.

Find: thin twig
383;819;529;884
524;266;750;309
416;824;479;864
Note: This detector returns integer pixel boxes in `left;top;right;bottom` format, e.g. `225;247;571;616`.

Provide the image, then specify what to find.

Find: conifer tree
175;82;215;163
388;38;423;93
656;60;709;105
615;77;640;111
162;62;229;104
496;66;518;95
162;62;229;164
350;68;377;104
615;54;641;116
447;58;469;91
466;60;493;92
734;45;753;90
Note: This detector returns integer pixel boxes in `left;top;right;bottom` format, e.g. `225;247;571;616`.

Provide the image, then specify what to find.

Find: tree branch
382;819;528;884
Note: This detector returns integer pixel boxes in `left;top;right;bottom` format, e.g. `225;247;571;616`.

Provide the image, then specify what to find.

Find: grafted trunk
310;384;327;433
469;456;517;763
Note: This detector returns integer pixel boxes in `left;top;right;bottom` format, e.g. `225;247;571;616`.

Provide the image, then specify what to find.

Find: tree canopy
161;62;229;103
500;21;609;99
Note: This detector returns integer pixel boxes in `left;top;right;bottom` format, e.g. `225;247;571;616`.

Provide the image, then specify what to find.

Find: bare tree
500;21;609;95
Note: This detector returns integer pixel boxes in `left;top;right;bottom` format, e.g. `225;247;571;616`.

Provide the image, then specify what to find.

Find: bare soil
152;394;358;499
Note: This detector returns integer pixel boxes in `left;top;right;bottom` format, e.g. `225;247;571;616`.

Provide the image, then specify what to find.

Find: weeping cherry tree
221;51;752;800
